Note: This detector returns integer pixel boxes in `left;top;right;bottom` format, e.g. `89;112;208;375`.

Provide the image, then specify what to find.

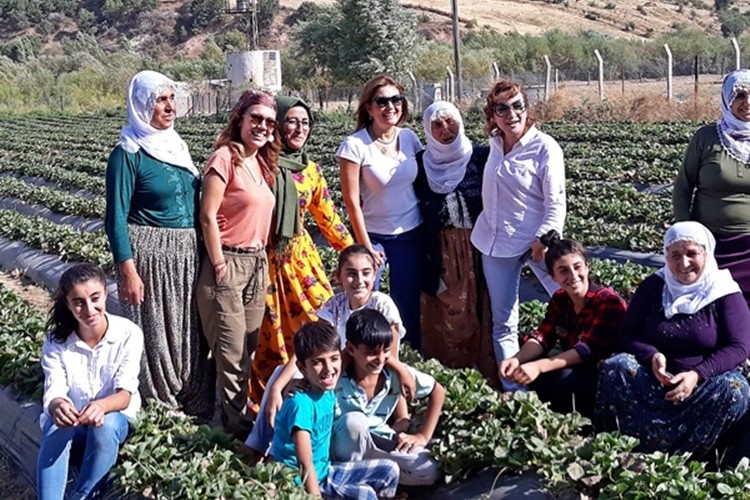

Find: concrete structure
226;50;282;97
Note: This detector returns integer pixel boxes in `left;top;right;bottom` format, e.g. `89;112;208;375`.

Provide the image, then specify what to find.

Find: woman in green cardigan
105;70;214;420
673;68;750;308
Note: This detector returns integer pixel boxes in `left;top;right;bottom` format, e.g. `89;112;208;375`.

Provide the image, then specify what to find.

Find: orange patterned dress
250;160;352;402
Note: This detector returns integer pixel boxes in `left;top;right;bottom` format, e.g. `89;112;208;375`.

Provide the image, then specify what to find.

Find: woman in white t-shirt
336;74;424;351
471;79;566;391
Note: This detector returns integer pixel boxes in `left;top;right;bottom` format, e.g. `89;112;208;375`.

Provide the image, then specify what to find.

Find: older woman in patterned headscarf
105;70;214;420
595;221;750;457
674;68;750;308
412;101;497;385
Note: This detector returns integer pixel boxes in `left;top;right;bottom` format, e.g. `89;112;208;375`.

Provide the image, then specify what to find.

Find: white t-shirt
40;313;144;428
336;127;423;235
316;291;406;346
471;126;566;258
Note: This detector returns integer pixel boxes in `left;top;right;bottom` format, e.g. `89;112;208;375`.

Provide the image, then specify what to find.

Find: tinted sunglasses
247;113;277;129
372;94;405;108
493;100;527;117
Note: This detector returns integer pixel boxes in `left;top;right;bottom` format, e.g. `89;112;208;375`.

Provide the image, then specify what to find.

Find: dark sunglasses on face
493;100;527;117
247;113;277;129
372;94;405;108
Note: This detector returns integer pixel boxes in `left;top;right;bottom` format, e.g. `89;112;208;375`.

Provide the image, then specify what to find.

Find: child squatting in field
270;320;399;498
249;309;445;489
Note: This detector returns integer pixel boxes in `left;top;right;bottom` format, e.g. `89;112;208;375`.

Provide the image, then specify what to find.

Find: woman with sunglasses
249;96;353;406
105;70;214;420
196;90;279;440
336;74;424;351
471;79;566;391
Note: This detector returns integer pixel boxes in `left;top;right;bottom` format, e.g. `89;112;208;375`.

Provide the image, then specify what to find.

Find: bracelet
213;261;226;268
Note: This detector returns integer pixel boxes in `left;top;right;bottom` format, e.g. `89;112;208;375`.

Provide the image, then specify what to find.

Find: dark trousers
530;363;599;418
369;225;423;351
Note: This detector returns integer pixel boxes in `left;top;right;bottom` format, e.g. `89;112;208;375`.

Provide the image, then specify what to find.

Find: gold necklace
369;127;398;156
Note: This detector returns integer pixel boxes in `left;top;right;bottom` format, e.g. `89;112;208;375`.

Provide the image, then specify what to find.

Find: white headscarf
657;221;740;319
422;101;473;194
717;68;750;165
116;70;198;176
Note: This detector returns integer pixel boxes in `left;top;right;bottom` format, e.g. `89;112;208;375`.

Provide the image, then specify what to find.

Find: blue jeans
369;226;423;351
37;412;130;500
481;253;558;390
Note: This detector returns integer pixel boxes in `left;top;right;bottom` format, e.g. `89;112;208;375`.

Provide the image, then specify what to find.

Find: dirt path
0;270;51;311
0;453;34;499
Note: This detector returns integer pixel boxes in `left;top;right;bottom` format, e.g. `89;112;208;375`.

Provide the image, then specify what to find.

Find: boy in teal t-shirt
271;321;399;499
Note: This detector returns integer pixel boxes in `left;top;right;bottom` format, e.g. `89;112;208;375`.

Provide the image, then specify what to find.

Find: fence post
694;55;699;97
446;66;455;103
543;55;551;101
555;69;559;92
407;70;419;114
492;62;500;80
594;49;604;102
451;0;462;100
664;43;673;101
732;37;741;70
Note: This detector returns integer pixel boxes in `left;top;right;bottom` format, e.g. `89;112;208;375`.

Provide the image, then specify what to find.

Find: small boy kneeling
333;309;446;486
271;321;399;499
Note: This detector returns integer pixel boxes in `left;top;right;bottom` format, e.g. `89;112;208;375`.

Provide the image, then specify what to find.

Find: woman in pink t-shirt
196;90;279;440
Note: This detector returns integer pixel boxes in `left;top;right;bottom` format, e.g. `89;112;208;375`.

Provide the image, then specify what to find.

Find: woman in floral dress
249;96;353;404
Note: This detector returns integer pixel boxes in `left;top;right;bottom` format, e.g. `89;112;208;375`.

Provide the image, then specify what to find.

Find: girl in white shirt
37;263;143;500
336;74;424;352
470;79;566;391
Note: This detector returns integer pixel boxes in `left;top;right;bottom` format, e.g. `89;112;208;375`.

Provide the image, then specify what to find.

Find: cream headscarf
657;221;740;319
116;70;198;176
717;68;750;165
421;101;473;194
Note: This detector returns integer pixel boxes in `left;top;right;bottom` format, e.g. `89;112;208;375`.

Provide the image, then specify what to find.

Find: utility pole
451;0;462;100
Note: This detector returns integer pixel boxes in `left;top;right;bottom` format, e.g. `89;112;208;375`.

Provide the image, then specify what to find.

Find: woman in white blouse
336;74;424;351
37;263;143;499
471;79;566;391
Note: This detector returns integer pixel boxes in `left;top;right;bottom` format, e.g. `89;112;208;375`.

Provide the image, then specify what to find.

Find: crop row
0;210;111;268
0;159;105;196
0;176;104;219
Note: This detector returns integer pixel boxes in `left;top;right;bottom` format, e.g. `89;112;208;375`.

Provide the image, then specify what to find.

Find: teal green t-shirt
105;146;200;263
271;389;334;484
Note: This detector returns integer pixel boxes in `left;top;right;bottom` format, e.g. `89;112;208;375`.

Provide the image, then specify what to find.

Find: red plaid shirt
524;283;627;362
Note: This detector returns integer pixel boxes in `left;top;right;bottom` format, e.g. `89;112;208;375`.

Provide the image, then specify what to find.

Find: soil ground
0;449;34;498
0;271;49;497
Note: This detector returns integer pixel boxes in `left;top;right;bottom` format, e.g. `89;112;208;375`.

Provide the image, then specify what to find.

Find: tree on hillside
293;0;421;86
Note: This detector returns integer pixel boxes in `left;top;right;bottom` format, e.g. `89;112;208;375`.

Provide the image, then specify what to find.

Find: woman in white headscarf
105;70;214;420
594;221;750;457
412;101;497;384
674;68;750;308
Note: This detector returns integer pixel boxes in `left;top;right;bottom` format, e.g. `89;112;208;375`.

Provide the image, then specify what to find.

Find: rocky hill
0;0;727;60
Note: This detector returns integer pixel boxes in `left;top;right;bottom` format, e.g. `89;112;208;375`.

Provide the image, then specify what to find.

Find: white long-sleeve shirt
40;313;143;428
471;126;566;258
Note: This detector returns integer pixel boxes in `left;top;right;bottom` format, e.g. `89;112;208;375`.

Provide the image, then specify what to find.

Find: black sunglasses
372;94;405;108
493;100;527;117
